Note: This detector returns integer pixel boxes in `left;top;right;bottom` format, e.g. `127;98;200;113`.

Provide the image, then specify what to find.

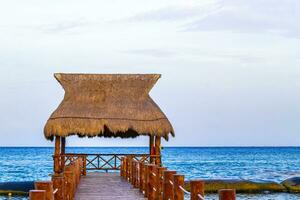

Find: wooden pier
75;172;145;200
30;155;236;200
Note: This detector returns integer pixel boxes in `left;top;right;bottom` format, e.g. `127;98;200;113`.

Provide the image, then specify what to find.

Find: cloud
118;2;221;23
124;7;201;22
115;0;300;37
212;52;265;63
182;0;300;37
36;18;90;34
122;49;175;58
123;48;263;63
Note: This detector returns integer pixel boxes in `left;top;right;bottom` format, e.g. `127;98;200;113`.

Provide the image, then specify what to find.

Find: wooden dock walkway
29;156;236;200
75;172;146;200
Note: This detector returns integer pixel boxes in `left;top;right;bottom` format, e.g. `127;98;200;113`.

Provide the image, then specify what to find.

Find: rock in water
0;181;34;195
282;177;300;192
185;179;285;193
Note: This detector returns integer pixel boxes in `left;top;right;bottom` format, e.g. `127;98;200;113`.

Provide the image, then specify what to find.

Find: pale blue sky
0;0;300;147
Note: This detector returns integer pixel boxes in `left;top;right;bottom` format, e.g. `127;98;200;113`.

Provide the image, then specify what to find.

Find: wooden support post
34;181;54;200
163;170;176;200
54;136;61;174
120;157;124;177
190;180;204;200
77;159;81;185
77;157;83;180
128;156;132;183
72;164;77;189
139;162;144;192
135;161;139;188
74;160;80;188
130;158;134;184
135;161;138;187
82;156;87;176
218;189;236;200
124;157;127;180
144;164;149;197
123;157;128;180
29;190;46;200
126;157;130;181
155;136;162;166
64;169;75;200
132;161;136;186
61;137;66;172
173;175;184;200
61;137;66;154
52;174;65;200
149;136;155;164
157;167;166;200
147;164;157;200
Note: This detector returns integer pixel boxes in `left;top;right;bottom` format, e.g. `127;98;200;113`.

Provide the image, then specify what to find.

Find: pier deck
75;172;146;200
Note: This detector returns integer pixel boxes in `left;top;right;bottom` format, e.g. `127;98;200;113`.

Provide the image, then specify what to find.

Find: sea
1;147;300;200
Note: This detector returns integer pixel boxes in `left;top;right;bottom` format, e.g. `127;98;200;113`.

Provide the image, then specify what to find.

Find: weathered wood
75;172;146;200
78;159;82;185
128;156;133;183
190;180;204;200
74;160;80;188
155;136;161;166
130;157;134;184
82;156;87;176
123;157;128;180
157;167;167;200
173;175;184;200
61;137;66;171
61;153;154;171
149;136;155;163
134;161;139;188
144;164;149;197
34;181;54;200
52;174;65;200
126;156;130;181
30;190;46;200
135;161;139;187
163;170;176;200
120;157;125;177
61;137;66;154
64;170;75;200
132;160;137;186
218;189;236;200
54;136;61;174
77;157;83;178
139;162;144;192
147;165;157;200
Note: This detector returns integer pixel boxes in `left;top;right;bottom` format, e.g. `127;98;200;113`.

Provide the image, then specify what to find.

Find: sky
0;0;300;147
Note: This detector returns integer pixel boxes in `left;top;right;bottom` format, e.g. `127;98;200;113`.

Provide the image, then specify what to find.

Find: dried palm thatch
44;73;174;140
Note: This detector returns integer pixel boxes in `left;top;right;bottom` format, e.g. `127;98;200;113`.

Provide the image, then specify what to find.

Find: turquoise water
3;194;300;200
1;147;300;199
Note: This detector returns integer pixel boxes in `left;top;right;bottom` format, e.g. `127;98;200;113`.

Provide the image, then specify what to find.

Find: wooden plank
75;172;146;200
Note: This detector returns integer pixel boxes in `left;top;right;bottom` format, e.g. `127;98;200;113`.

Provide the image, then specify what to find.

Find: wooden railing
29;154;235;200
121;156;237;200
29;153;160;200
29;157;83;200
61;153;160;171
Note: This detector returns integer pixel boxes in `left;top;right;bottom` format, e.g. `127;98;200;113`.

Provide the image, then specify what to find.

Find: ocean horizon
1;146;300;147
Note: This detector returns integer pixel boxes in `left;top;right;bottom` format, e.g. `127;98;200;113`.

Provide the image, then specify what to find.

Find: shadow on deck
75;172;146;200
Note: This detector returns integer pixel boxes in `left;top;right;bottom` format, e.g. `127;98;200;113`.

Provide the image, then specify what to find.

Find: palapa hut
44;73;174;174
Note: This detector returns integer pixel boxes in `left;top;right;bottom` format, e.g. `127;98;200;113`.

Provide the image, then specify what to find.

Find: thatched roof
44;73;174;140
